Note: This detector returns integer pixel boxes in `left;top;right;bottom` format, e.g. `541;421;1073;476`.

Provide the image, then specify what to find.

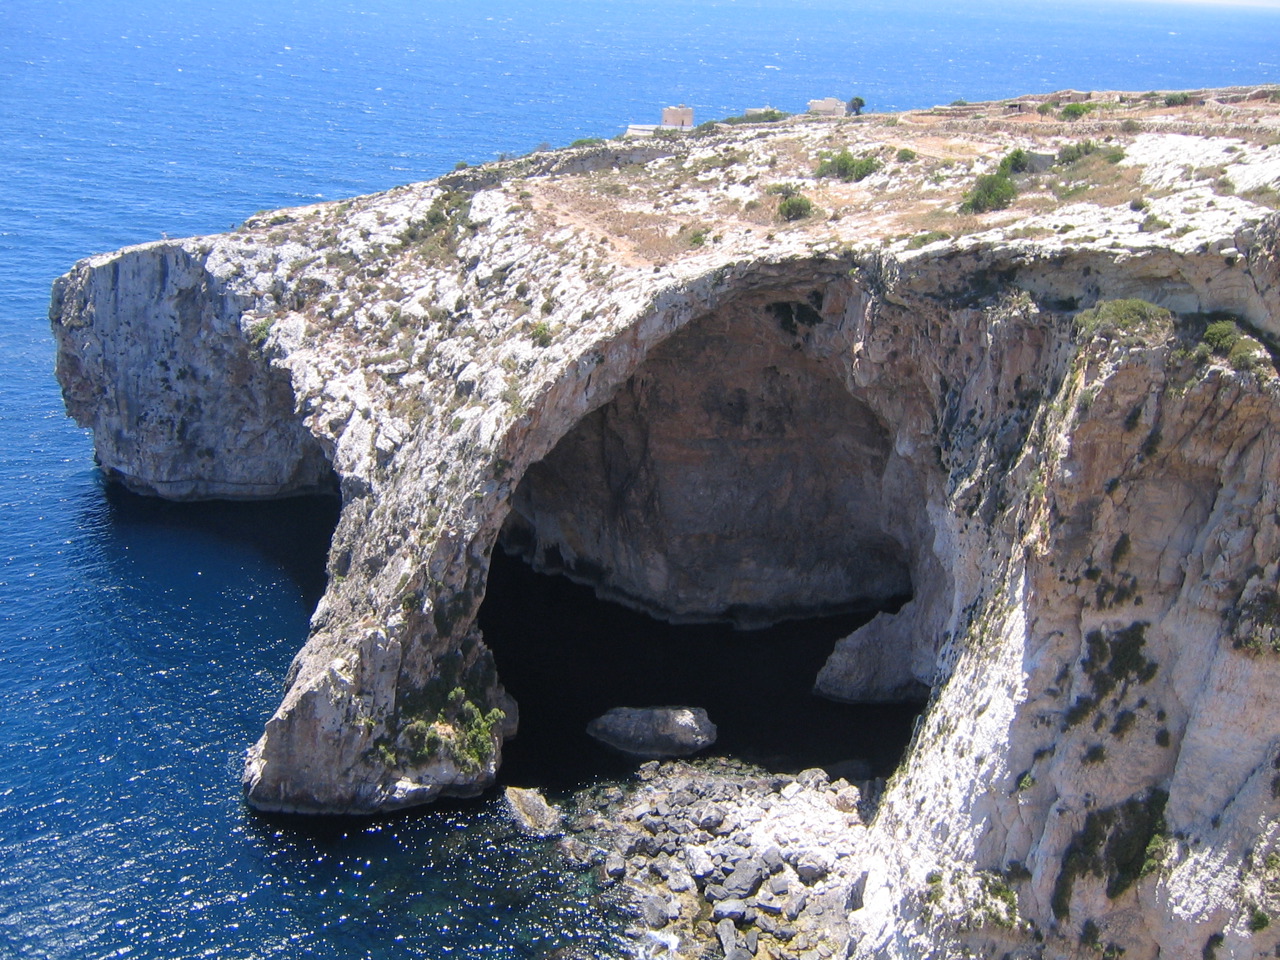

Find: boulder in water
586;706;717;758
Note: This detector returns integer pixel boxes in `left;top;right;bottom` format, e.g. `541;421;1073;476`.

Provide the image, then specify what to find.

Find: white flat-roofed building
807;97;847;117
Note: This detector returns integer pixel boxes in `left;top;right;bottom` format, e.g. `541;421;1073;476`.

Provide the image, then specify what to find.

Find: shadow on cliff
479;549;922;793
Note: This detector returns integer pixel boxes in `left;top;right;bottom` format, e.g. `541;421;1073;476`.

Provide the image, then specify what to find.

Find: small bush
1164;92;1191;107
816;149;882;182
1120;119;1142;133
998;148;1031;175
1037;101;1059;115
1249;907;1271;932
777;194;814;221
961;173;1017;213
1110;710;1136;737
1203;320;1241;355
1057;140;1098;165
896;147;918;163
907;230;950;249
529;321;553;347
1061;102;1097;121
1229;337;1265;372
246;317;273;348
1083;744;1107;765
1075;298;1172;341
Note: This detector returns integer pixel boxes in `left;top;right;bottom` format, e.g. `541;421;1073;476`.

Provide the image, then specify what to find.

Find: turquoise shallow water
1;0;1278;956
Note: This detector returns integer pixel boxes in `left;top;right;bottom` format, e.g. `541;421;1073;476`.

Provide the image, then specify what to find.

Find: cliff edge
51;88;1280;958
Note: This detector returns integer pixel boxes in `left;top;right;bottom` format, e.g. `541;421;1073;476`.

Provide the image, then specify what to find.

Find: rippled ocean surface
1;0;1277;957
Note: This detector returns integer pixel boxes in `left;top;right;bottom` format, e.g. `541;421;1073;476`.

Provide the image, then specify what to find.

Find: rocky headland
51;87;1280;958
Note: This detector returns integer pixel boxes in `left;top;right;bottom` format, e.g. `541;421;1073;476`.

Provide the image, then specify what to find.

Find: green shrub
1051;788;1169;920
816;149;882;182
569;137;605;147
1037;101;1059;115
1203;320;1241;355
907;230;950;249
1164;92;1191;107
1249;907;1271;932
777;194;814;221
1075;298;1172;341
1057;140;1098;165
718;109;789;125
1061;102;1097;121
960;173;1017;213
998;148;1031;175
246;317;273;348
896;147;918;163
1229;337;1265;371
529;321;553;347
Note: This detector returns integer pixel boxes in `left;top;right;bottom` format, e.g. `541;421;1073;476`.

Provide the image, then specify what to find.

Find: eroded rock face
49;98;1280;959
50;243;333;500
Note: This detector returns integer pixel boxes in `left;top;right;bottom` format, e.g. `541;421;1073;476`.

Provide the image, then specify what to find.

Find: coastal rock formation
51;88;1280;958
504;785;564;837
586;707;719;758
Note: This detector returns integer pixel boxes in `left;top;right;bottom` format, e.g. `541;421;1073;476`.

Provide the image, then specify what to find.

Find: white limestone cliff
50;89;1280;957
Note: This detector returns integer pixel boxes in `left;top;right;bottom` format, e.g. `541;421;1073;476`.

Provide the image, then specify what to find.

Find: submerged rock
586;706;718;759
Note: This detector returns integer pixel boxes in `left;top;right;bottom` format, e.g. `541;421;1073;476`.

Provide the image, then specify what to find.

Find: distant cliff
51;88;1280;958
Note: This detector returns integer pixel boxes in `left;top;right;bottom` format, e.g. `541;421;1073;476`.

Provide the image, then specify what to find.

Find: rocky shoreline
509;758;884;959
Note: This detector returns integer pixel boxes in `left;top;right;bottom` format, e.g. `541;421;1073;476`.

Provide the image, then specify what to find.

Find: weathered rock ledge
51;89;1280;958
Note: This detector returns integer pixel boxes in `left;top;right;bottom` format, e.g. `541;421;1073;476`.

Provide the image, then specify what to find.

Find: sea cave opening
478;550;920;792
476;291;934;792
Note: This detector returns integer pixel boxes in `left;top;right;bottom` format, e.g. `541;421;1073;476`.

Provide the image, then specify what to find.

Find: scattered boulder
586;706;717;758
792;848;833;885
503;786;563;837
641;894;672;929
604;851;627;878
722;857;765;898
713;897;748;921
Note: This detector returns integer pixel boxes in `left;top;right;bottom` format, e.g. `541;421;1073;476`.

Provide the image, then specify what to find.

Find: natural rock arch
501;289;912;628
485;265;952;715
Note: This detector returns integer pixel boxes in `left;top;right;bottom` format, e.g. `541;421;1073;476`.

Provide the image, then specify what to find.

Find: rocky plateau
50;87;1280;958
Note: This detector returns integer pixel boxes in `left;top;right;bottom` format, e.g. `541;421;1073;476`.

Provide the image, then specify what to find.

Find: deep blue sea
1;1;1278;957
